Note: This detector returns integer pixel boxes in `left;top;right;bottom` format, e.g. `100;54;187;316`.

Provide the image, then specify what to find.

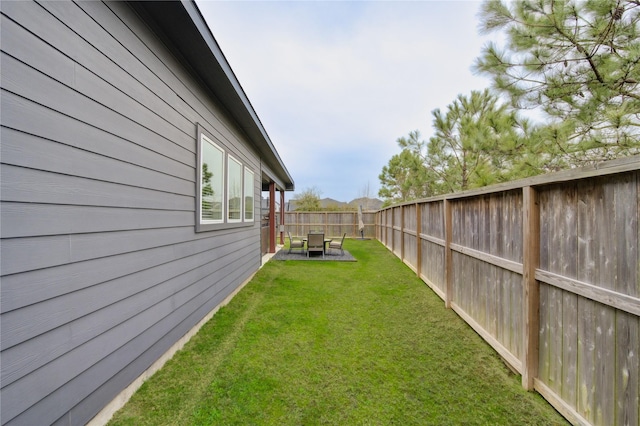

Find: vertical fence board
615;311;639;426
615;173;639;426
488;195;500;337
538;190;551;386
554;186;572;394
445;200;453;308
560;186;579;408
595;179;616;426
514;269;524;359
577;180;597;423
522;187;540;389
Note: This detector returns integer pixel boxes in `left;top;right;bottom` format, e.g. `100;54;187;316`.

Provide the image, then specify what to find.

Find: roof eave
129;0;294;191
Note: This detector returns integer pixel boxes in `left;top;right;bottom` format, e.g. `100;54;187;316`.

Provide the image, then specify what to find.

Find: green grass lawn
109;239;567;425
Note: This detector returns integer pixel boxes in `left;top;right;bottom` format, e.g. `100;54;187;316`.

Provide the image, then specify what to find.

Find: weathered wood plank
534;379;592;426
577;180;597;423
451;302;522;373
419;233;445;246
615;172;638;297
591;178;616;426
449;243;522;275
538;282;551;387
558;184;578;407
488;195;500;338
608;173;639;426
444;200;453;308
534;270;640;316
537;186;552;388
501;271;511;358
513;190;524;263
522;187;540;390
550;187;566;394
615;311;639;426
416;205;423;277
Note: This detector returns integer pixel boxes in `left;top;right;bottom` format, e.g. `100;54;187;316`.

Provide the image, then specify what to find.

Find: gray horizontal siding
1;225;244;276
1;2;195;155
4;249;259;425
1;53;195;167
1;239;257;412
3;0;260;171
1;1;266;425
1;125;192;196
1;164;194;210
2;232;257;348
1;236;258;387
2;93;194;182
1;202;193;238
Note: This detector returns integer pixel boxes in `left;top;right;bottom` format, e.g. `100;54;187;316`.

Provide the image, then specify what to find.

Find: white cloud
198;0;494;202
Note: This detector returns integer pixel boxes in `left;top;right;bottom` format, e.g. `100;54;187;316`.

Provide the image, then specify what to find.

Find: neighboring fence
376;156;640;426
284;211;377;238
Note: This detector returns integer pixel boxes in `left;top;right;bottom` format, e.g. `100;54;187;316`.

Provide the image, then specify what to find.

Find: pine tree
474;0;640;164
421;90;530;192
378;145;435;205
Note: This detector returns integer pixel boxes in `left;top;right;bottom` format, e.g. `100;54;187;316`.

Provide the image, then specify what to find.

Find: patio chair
328;233;346;255
288;232;305;254
307;232;325;258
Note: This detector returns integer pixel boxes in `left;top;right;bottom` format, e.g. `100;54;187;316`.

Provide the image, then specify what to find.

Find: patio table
302;237;332;252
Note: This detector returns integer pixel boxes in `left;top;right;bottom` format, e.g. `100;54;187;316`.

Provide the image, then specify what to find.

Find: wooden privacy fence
284;211;377;238
376;156;640;426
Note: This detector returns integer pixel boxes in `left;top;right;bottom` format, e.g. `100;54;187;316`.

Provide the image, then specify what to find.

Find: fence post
391;208;395;254
444;199;453;309
400;205;405;262
522;186;540;390
416;202;422;278
324;212;328;235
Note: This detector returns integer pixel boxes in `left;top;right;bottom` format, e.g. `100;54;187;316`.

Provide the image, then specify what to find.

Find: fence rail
376;156;640;426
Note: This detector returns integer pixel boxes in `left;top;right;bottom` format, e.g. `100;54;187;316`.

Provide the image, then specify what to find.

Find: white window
227;155;243;222
200;135;224;223
196;126;256;231
244;168;254;221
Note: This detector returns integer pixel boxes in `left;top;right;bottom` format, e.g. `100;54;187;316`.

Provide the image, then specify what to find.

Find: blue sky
198;1;495;202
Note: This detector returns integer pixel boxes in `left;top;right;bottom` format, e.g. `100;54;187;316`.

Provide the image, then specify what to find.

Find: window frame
199;134;225;225
196;125;257;232
227;154;243;223
244;167;255;222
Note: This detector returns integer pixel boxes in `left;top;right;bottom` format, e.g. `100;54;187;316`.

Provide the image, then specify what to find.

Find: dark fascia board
129;0;294;191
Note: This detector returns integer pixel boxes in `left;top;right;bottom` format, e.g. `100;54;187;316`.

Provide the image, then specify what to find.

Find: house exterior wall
1;1;270;424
